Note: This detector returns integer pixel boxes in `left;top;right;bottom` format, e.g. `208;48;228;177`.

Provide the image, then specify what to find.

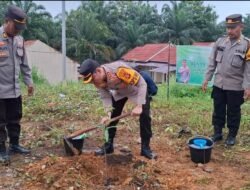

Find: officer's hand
101;112;111;125
202;80;208;92
101;117;110;125
244;89;250;100
131;105;142;116
28;85;34;96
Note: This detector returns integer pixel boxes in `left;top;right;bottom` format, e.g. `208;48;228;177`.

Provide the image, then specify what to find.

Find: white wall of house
125;62;167;83
151;72;167;83
25;40;79;84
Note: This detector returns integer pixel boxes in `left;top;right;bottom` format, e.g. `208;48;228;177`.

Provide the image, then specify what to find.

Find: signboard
176;45;212;85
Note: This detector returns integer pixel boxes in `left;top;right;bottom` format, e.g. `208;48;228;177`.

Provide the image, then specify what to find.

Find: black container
63;136;84;156
188;136;214;164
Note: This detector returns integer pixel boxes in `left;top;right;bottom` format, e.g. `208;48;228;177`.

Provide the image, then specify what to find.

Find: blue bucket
188;136;214;164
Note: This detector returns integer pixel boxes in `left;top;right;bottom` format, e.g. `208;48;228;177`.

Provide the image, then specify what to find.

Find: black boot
9;137;30;154
141;138;157;160
210;126;223;142
225;128;237;146
225;136;236;146
95;140;114;156
9;144;31;154
0;142;10;165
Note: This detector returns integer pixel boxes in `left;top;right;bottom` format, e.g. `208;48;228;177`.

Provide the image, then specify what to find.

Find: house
25;40;79;84
120;42;217;83
121;43;176;83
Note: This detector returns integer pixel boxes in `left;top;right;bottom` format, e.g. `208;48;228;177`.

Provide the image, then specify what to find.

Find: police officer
0;5;34;164
79;59;157;159
202;14;250;146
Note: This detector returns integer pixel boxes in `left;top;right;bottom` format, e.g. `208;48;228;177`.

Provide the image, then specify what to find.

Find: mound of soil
22;152;163;190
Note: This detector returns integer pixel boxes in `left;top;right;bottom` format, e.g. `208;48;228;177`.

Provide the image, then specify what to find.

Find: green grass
151;79;213;138
22;82;102;122
154;79;250;151
21;75;250;150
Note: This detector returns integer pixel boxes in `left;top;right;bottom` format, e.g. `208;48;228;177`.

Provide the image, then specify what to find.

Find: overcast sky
34;1;250;23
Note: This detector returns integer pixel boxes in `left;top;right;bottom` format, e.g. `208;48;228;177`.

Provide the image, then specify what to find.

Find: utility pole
167;33;171;100
62;1;66;81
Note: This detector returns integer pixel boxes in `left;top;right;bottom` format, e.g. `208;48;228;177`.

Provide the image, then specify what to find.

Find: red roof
122;43;176;65
192;42;214;46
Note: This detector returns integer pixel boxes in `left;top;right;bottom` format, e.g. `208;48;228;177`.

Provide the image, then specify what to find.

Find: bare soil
0;120;249;190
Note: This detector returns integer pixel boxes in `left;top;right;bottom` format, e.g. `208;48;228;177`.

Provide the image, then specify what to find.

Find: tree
0;0;228;62
181;1;218;42
66;8;114;63
0;1;11;25
11;0;57;45
160;1;219;44
243;14;250;38
104;1;162;57
161;1;200;45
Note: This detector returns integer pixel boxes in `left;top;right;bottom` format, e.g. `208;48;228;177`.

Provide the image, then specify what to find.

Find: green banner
176;45;212;86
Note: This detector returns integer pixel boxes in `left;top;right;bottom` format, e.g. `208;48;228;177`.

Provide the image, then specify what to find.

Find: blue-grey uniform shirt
205;35;250;91
0;26;33;99
98;61;147;112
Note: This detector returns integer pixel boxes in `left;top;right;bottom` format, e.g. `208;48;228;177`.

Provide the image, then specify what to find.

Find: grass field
1;73;249;190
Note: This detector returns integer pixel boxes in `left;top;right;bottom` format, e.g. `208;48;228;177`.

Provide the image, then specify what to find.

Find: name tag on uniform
236;49;245;54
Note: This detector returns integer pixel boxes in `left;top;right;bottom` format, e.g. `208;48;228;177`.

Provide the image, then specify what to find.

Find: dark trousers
107;94;152;142
211;86;244;137
0;96;22;144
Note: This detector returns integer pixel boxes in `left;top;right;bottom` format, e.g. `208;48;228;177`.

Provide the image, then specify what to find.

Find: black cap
79;59;100;83
5;5;27;30
225;14;242;28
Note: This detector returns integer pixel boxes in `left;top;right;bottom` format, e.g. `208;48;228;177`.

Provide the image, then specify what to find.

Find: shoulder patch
246;48;250;61
116;67;140;85
245;36;250;61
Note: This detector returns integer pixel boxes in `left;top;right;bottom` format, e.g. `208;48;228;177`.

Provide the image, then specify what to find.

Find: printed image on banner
176;45;212;86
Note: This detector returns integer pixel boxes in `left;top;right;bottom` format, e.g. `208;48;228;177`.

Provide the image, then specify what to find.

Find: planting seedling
63;113;131;156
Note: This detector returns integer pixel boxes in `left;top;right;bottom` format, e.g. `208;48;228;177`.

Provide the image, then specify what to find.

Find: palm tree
12;1;53;43
66;9;115;63
0;1;11;25
114;20;158;57
108;1;161;57
160;1;201;45
183;1;218;42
